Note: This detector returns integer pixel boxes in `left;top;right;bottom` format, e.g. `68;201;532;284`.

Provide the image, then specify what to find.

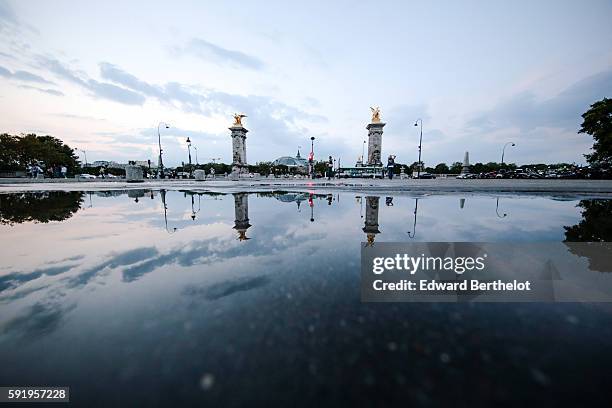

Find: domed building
273;150;309;172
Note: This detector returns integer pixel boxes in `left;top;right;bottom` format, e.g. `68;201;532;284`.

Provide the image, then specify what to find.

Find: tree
434;163;449;174
580;98;612;168
0;133;80;175
449;162;463;174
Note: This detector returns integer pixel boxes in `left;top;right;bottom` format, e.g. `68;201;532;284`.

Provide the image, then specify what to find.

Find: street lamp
157;122;170;179
501;142;516;165
414;119;423;179
186;137;192;177
362;140;366;164
80;149;88;168
310;136;315;178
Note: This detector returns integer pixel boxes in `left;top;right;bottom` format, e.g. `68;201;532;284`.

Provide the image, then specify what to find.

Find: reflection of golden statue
232;113;247;126
370;106;381;123
237;230;250;241
365;233;376;247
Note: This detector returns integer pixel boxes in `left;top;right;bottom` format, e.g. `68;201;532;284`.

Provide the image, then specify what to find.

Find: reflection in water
363;196;380;246
0;191;83;224
496;197;507;218
407;198;419;239
1;189;612;406
564;200;612;272
233;193;251;241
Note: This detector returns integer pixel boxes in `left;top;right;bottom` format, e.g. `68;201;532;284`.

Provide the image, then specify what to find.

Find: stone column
366;122;385;166
461;151;470;174
233;193;251;241
229;125;248;178
363;196;381;246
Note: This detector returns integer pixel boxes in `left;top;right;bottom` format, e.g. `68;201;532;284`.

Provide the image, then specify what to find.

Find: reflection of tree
564;200;612;242
0;192;83;225
564;200;612;272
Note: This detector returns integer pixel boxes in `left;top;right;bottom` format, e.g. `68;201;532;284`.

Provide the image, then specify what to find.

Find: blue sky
1;0;611;166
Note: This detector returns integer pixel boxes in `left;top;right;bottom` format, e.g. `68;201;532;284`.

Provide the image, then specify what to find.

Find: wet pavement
0;189;611;406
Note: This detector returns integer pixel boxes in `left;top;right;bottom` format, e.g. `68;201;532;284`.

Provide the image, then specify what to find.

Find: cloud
173;38;265;70
35;55;146;105
18;84;64;96
99;62;163;98
468;68;612;133
0;64;54;84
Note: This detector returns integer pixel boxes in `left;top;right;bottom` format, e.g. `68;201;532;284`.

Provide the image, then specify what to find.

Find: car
76;174;96;179
416;173;436;179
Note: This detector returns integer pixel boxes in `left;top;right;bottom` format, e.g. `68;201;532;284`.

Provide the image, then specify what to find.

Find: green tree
580;98;612;168
449;161;463;174
0;133;80;175
434;163;450;174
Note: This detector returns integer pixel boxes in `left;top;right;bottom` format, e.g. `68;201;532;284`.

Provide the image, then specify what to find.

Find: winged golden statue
232;113;247;126
370;106;381;123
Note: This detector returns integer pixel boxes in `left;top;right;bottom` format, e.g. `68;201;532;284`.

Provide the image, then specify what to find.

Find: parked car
416;173;436;179
76;174;96;179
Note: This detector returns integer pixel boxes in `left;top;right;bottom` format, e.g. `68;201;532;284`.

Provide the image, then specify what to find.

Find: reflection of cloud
18;84;64;96
2;301;75;340
0;264;75;292
184;275;271;301
68;246;159;287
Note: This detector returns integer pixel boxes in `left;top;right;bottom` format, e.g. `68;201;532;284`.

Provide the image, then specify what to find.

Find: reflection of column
233;193;251;241
363;196;381;246
459;198;465;209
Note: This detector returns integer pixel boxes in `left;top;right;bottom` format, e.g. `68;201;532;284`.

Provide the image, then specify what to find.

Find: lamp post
157;122;170;179
501;142;516;165
186;137;192;177
193;146;199;165
362;140;366;165
310;136;315;178
414;119;423;179
80;149;88;168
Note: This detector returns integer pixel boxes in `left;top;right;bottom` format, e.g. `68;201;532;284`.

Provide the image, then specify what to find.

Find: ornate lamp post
186;137;192;177
414;119;423;179
157;122;170;179
309;136;315;178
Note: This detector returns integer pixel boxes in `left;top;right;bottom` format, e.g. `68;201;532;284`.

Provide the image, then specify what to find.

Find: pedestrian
61;165;67;178
387;155;396;180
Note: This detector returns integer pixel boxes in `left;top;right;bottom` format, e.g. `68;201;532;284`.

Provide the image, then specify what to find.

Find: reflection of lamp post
495;197;507;218
414;119;423;179
160;189;177;233
157;122;170;179
309;193;314;222
407;198;419;238
501;142;516;165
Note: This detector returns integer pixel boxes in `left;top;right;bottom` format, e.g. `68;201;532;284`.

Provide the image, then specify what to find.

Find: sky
1;0;611;167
